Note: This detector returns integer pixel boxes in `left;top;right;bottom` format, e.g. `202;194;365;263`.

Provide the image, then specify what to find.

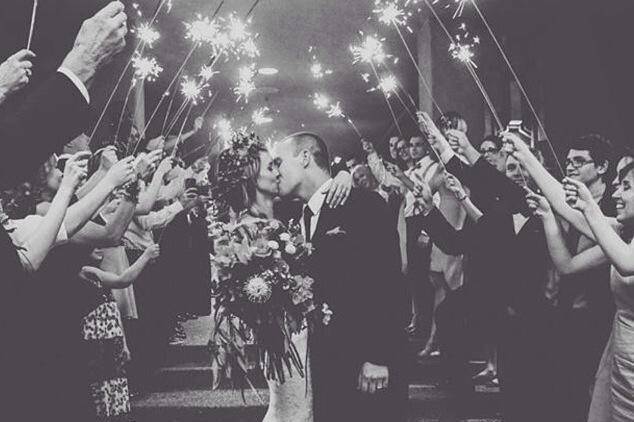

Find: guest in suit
273;132;409;422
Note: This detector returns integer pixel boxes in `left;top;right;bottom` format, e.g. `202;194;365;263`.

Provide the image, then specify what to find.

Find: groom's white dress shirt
301;178;332;241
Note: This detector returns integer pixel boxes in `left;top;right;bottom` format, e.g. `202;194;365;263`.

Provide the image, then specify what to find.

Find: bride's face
256;151;279;197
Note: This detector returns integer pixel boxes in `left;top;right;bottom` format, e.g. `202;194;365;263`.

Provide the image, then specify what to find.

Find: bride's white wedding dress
262;328;313;422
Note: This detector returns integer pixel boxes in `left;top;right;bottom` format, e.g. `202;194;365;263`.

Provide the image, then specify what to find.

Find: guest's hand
361;138;376;155
60;1;128;89
142;243;160;260
385;161;405;180
501;131;532;163
155;156;174;178
444;173;467;201
59;151;91;192
525;188;553;219
136;149;163;178
193;116;204;132
179;187;200;210
445;129;471;154
417;111;450;155
563;177;598;214
0;49;35;101
105;156;136;187
98;146;118;171
358;362;389;394
413;179;434;215
326;171;352;208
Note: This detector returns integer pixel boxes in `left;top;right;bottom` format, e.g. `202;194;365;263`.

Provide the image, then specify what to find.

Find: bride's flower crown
212;131;267;205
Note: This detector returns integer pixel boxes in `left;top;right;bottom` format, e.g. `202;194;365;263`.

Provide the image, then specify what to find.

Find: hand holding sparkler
194;116;205;132
0;50;35;103
60;1;128;89
445;129;479;163
361;139;376;155
417;112;451;156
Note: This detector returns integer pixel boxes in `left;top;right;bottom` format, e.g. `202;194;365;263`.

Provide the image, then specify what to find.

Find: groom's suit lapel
311;201;340;245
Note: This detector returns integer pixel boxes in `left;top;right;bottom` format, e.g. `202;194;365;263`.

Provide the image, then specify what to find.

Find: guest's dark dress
82;283;131;421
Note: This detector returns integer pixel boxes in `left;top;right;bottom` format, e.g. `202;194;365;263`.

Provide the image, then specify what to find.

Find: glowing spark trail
132;55;163;81
350;34;388;64
180;77;205;104
312;93;331;110
136;23;160;47
378;75;398;97
185;15;219;44
326;102;344;119
234;64;257;102
199;65;218;82
252;107;273;125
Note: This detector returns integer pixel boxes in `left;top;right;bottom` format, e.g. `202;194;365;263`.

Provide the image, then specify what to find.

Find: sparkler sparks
373;1;411;28
312;93;331;110
449;42;476;67
310;61;333;79
199;65;218;82
214;118;234;145
185;15;219;44
239;37;260;58
378;74;398;97
452;0;468;19
350;34;388;64
136;23;160;47
252;107;273;125
132;55;163;81
326;102;344;119
180;77;205;104
226;13;250;41
234;64;257;102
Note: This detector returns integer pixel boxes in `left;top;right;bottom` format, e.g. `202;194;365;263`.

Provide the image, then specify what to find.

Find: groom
273;132;409;422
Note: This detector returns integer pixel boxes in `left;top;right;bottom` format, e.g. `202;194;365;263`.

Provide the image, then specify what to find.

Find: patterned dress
82;287;131;421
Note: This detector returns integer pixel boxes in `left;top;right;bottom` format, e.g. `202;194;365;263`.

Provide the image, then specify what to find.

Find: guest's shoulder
346;188;389;213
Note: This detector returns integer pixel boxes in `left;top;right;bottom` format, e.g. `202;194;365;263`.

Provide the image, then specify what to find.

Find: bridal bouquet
208;215;330;384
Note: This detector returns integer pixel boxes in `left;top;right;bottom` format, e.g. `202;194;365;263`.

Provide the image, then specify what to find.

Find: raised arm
361;139;405;192
70;192;136;247
80;243;160;289
16;152;88;271
526;189;607;275
566;178;634;276
64;156;135;237
136;155;172;215
503;132;597;238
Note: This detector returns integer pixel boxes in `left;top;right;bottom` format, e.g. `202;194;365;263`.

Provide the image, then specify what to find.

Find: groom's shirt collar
307;178;332;215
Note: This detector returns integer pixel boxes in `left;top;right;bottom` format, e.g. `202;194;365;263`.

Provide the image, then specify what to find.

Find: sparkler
350;34;388;65
310;62;333;79
451;0;468;19
374;1;443;115
135;23;160;47
469;0;564;175
234;64;257;102
180;77;206;104
26;0;38;50
252;107;273;125
214;118;234;148
132;55;163;82
185;14;220;44
326;102;344;119
199;65;219;82
311;94;363;139
312;93;331;110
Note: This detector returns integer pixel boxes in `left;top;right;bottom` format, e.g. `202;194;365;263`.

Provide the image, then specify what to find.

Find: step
132;383;501;422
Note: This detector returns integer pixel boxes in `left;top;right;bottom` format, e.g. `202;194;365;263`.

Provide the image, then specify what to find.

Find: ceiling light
258;67;278;76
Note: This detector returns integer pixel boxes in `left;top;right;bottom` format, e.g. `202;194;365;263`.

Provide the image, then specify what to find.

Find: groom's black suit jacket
284;188;409;421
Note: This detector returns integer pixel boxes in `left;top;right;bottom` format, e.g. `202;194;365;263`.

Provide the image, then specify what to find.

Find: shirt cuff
169;201;184;214
57;67;90;104
440;149;455;164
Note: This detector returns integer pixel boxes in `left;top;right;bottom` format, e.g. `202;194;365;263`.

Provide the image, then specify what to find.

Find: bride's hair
213;132;268;217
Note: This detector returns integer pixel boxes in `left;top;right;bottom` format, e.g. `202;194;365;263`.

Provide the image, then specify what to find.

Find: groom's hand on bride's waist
358;361;389;394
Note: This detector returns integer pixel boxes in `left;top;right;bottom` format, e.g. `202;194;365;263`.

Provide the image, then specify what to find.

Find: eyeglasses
565;157;594;169
480;147;500;155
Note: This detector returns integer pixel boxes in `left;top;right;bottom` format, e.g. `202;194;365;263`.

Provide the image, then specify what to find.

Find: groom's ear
300;149;311;168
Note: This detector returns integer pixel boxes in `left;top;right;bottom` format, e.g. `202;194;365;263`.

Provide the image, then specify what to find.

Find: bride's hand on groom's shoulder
325;170;352;208
358;362;389;394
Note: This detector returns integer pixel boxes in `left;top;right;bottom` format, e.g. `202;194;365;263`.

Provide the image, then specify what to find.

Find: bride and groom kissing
216;131;408;422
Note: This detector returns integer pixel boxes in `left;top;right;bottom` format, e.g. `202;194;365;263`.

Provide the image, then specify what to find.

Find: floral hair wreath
212;131;267;204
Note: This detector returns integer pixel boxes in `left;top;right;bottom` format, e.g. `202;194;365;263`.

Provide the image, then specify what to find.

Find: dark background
0;0;632;161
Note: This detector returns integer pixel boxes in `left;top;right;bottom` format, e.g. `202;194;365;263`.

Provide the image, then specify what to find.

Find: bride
212;133;351;422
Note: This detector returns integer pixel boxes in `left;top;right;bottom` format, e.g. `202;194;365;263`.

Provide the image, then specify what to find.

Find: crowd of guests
1;2;633;422
0;3;212;421
345;112;634;422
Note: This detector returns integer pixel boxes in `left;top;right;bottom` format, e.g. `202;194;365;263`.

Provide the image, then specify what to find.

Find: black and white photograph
0;0;633;421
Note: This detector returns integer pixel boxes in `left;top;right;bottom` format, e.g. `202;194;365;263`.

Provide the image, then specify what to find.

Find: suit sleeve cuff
57;67;90;104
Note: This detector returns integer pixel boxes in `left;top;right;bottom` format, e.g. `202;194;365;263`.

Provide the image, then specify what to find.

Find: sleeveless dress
588;267;634;422
262;328;313;422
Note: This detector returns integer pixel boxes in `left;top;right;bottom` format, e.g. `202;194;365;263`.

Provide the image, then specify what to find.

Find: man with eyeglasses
553;133;617;421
